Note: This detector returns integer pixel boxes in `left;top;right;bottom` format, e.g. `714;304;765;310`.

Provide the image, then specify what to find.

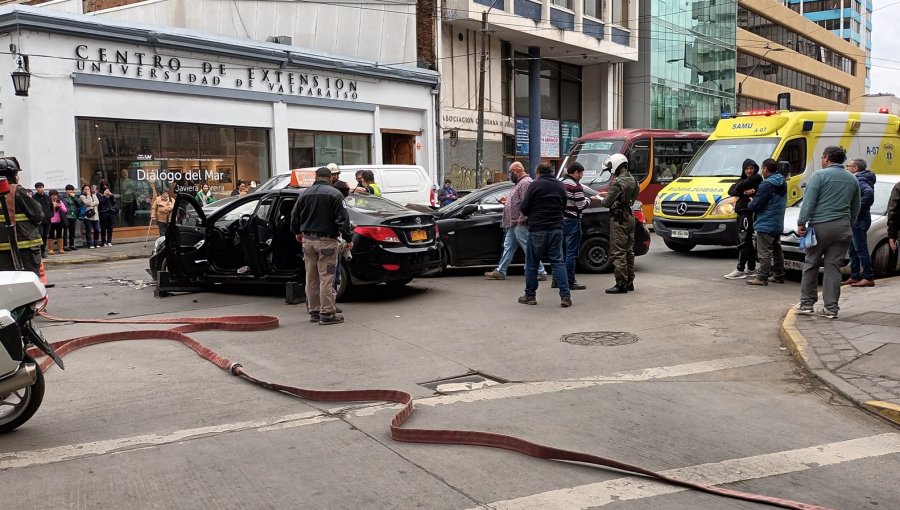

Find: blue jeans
83;219;100;247
562;217;581;285
848;212;874;280
496;227;546;276
525;229;569;298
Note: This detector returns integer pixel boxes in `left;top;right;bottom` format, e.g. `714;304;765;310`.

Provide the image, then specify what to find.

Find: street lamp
737;46;785;96
10;56;30;97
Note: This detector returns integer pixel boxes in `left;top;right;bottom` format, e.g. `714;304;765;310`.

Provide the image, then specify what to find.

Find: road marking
468;433;900;509
0;355;772;470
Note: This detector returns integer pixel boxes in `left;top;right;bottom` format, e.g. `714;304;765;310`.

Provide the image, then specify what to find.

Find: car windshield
254;174;291;192
344;194;410;213
440;183;510;213
565;140;624;187
682;138;779;177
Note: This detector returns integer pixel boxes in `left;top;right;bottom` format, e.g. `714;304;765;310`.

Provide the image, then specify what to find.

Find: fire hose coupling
228;362;243;375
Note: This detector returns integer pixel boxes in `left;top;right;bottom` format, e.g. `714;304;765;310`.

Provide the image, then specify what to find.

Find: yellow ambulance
652;109;900;251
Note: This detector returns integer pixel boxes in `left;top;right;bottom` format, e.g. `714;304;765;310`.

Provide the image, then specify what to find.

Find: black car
435;182;650;273
149;191;442;299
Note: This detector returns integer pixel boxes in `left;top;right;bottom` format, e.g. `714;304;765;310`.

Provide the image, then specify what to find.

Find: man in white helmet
600;153;638;294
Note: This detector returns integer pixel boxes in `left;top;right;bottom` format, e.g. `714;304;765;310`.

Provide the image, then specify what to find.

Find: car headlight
711;196;737;216
653;194;662;213
153;236;165;255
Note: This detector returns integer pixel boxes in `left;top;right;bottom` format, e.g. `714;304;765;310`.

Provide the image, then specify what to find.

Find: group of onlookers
29;181;119;253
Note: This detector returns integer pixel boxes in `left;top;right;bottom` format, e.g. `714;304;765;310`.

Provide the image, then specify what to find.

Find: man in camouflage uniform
600;153;638;294
0;157;44;276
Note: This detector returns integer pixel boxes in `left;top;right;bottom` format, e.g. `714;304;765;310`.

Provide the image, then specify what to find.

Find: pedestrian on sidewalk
844;158;876;287
888;180;900;253
600;153;639;294
291;167;353;325
80;184;100;249
558;162;598;290
795;146;860;319
518;163;571;307
33;182;53;258
46;190;67;255
438;179;458;207
746;159;786;286
724;159;762;279
98;186;118;247
151;191;175;236
61;185;79;251
484;162;548;281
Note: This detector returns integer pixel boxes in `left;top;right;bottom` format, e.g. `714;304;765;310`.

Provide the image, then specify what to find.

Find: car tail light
382;264;401;271
633;210;646;224
355;226;401;243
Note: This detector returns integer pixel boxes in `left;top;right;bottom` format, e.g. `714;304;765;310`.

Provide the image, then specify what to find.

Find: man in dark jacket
844;158;876;287
724;159;762;279
33;182;53;258
888;180;900;253
291;167;353;325
518;163;571;307
0;158;44;276
746;159;786;286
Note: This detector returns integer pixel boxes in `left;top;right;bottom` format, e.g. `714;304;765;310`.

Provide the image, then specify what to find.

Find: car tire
663;238;696;252
873;242;897;278
577;236;612;273
336;262;350;301
438;244;452;275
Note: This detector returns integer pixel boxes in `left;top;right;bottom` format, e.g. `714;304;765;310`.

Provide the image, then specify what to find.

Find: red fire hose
32;312;833;510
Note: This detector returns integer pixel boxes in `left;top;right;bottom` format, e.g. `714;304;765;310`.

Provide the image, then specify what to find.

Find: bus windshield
682;138;779;177
565;139;625;187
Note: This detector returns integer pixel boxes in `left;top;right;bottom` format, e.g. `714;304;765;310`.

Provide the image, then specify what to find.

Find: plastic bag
799;226;817;251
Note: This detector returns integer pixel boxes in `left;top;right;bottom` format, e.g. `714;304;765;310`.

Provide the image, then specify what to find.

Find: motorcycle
0;271;63;433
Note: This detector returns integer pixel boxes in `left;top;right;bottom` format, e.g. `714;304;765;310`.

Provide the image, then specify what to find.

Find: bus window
627;139;651;183
778;138;807;176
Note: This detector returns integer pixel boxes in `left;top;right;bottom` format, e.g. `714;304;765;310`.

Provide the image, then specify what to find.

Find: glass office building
626;0;736;131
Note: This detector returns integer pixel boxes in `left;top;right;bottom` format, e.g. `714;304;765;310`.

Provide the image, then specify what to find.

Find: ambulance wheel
663;239;696;252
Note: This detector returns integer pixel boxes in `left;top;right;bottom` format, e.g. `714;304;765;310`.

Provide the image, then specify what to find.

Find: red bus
559;129;709;221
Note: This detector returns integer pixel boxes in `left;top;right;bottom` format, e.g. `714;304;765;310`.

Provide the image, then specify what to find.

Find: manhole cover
561;331;640;347
841;312;900;327
419;372;508;394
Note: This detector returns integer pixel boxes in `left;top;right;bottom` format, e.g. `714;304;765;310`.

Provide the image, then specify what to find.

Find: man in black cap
0;157;44;275
291;167;353;325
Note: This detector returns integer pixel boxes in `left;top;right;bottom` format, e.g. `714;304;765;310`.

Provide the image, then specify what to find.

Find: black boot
625;280;634;291
605;284;628;294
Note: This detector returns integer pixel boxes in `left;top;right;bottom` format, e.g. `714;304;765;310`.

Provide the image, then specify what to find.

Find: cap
602;153;628;172
326;163;341;174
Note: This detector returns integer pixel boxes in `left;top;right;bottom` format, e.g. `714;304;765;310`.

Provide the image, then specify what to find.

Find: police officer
0;157;44;276
600;153;638;294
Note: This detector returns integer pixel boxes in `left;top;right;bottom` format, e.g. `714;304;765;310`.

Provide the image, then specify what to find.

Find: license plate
784;259;803;270
671;229;690;239
410;229;428;242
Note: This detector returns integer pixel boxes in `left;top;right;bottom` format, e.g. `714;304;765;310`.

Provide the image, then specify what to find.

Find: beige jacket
151;196;175;224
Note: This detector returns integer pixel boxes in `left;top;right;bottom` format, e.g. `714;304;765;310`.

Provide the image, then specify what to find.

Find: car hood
783;205;885;236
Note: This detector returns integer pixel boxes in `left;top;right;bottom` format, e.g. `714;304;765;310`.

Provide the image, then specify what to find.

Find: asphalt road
3;238;898;509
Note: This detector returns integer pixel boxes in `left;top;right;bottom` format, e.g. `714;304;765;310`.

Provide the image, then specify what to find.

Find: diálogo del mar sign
74;45;360;100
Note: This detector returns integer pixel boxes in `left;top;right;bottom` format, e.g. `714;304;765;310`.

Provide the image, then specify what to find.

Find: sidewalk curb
42;252;147;266
780;309;900;427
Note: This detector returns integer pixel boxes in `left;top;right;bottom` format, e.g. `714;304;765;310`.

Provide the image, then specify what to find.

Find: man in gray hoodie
795;146;860;319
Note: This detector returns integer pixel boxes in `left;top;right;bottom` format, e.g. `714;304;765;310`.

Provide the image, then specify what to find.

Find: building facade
437;0;638;186
737;0;865;113
786;0;872;91
0;6;438;237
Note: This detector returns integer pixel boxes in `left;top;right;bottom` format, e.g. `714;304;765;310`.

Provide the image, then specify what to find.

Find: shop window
289;130;371;168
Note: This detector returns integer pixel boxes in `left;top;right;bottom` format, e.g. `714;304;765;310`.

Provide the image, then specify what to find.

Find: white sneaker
107;242;113;247
793;303;815;314
723;270;747;279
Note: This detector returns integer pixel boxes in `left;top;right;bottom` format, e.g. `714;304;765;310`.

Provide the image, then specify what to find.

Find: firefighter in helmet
600;153;638;294
0;157;44;275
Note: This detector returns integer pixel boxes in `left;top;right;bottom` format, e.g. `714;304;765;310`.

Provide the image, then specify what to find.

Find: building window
552;0;573;9
584;0;602;18
512;54;582;159
288;131;371;168
737;52;849;104
76;118;270;227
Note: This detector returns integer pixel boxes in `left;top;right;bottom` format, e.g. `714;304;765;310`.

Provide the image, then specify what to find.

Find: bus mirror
777;161;791;177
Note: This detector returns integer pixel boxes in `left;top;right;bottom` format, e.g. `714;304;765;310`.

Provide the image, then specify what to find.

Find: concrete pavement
781;276;900;426
41;236;154;266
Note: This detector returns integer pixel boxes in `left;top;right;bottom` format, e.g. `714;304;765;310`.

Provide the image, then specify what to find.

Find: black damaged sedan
149;191;441;299
436;181;650;273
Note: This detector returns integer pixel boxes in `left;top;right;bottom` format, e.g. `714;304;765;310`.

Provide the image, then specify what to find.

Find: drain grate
840;312;900;327
561;331;640;347
419;372;508;394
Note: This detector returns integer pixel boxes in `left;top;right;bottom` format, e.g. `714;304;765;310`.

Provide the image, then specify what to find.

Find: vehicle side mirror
459;204;478;217
777;161;791;177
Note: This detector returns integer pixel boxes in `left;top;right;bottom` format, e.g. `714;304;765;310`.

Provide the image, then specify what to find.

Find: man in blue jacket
796;146;860;319
844;158;876;287
746;159;786;286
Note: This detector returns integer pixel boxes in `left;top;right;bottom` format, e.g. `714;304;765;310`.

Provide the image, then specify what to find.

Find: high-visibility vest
368;183;382;197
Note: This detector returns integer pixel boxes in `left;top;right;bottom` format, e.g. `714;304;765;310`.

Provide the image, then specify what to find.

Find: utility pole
475;10;488;189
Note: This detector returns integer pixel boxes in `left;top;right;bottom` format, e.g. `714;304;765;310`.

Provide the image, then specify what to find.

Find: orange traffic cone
39;261;47;285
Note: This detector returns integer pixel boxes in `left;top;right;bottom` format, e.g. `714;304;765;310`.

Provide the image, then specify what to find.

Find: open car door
241;194;278;275
166;193;209;278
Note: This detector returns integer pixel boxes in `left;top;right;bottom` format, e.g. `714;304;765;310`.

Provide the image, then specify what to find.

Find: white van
337;165;434;206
